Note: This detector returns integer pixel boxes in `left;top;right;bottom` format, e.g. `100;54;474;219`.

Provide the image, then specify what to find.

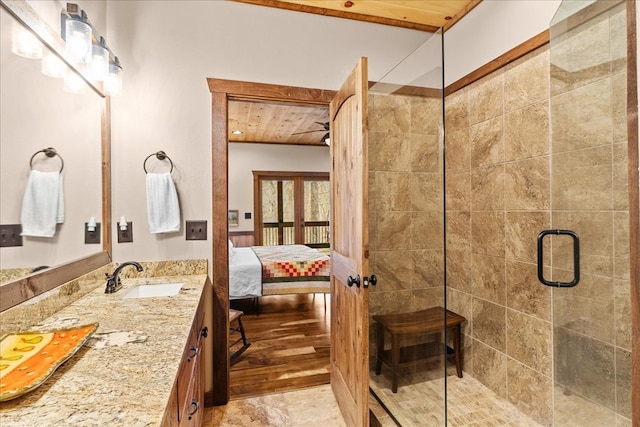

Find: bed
229;243;330;300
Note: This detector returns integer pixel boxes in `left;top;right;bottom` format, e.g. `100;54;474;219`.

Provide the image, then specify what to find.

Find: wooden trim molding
445;29;550;96
626;0;639;422
207;78;335;406
0;252;111;312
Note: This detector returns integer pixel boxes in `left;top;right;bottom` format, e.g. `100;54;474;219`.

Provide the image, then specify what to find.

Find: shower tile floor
370;367;544;427
207;373;632;426
371;369;633;426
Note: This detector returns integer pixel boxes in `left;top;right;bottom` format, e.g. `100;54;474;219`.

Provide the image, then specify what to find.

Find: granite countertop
0;274;207;426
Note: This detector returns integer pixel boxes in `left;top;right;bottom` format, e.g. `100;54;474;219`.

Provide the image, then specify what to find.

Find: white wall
229;143;330;231
105;0;431;266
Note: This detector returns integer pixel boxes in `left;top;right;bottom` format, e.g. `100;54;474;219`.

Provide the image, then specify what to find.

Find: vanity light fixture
63;70;86;94
41;50;67;78
61;3;123;95
63;9;92;64
104;57;122;96
11;20;43;59
90;37;109;82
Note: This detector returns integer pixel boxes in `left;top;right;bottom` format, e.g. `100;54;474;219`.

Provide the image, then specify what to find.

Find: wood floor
228;294;331;399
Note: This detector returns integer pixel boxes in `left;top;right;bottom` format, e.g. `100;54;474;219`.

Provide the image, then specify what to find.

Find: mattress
229;245;330;299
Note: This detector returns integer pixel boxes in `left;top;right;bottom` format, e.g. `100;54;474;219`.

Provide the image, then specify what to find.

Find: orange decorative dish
0;323;99;402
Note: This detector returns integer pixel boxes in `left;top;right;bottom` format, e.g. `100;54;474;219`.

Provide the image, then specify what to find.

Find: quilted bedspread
252;245;330;283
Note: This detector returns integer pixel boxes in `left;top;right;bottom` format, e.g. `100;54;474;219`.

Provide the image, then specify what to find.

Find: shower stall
368;0;636;425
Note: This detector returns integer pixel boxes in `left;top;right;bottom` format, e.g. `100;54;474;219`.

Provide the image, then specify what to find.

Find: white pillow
228;239;236;262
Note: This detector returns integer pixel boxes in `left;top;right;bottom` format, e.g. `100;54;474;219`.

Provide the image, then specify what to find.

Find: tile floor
207;376;633;426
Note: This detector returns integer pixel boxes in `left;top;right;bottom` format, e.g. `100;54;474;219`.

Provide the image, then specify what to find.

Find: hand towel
146;171;181;233
20;170;64;237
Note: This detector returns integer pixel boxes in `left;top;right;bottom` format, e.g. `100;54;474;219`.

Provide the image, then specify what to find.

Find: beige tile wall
368;91;445;352
368;5;631;426
443;3;631;424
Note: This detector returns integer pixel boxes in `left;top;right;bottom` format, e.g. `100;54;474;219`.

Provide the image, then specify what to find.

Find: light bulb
41;50;67;78
65;18;92;64
12;21;43;59
90;40;109;81
104;58;122;96
64;71;85;94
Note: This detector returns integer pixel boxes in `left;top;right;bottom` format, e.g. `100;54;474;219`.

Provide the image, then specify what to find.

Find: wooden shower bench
373;306;466;393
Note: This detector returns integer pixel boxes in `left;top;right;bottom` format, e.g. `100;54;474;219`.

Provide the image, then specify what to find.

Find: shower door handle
537;229;580;287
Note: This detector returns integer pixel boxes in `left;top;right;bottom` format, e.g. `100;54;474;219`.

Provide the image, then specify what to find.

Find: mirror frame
0;0;112;312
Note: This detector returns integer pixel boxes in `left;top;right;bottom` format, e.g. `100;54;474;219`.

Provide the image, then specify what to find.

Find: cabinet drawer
177;302;204;422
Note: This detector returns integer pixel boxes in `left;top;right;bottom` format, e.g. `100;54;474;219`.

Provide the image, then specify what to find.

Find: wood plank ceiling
228;0;480;146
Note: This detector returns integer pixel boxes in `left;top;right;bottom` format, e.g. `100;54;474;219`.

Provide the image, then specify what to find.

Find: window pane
261;180;278;223
304;180;330;246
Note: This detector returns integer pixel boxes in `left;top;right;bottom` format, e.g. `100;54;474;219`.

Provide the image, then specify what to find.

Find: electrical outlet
84;223;101;244
0;224;22;247
186;220;207;240
117;222;133;243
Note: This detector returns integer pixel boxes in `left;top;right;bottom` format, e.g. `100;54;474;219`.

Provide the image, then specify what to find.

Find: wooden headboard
229;231;254;247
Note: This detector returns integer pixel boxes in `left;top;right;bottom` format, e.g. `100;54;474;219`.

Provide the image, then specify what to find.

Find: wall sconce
104;57;123;96
61;3;123;95
11;20;43;59
63;9;92;64
9;3;122;95
90;37;109;81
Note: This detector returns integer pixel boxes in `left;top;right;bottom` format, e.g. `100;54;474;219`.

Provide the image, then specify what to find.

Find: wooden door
330;57;369;427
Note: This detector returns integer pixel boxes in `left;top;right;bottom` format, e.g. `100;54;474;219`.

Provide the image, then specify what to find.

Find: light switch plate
0;224;22;247
117;222;133;243
186;220;207;240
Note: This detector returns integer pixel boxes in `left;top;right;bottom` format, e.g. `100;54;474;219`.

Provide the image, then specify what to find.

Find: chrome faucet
105;261;144;293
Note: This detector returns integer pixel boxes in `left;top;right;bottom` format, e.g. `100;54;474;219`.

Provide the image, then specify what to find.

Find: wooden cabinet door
329;57;370;427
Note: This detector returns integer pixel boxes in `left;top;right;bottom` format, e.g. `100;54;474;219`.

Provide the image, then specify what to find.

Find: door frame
206;78;335;405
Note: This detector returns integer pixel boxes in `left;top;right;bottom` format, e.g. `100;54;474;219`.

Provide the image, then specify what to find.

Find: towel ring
143;151;173;174
29;147;64;172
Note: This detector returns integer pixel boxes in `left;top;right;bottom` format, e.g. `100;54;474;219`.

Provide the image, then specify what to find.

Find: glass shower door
367;29;447;426
548;1;632;425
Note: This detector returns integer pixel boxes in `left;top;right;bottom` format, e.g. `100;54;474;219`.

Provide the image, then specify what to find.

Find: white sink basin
122;283;183;299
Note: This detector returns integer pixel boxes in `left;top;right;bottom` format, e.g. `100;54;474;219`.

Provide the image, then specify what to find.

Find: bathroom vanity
0;274;207;426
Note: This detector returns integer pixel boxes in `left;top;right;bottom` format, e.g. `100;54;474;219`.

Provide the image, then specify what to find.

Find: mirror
0;4;107;288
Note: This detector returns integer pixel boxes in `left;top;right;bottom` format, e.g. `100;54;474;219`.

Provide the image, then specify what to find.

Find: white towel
146;171;180;234
20;170;64;237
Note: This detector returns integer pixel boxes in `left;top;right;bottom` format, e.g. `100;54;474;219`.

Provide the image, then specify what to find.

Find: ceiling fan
292;121;330;145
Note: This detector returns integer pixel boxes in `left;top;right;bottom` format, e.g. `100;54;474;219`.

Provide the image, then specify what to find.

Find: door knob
347;274;361;287
363;274;377;288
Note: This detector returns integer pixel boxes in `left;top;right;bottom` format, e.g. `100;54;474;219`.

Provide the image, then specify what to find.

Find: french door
253;171;330;247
